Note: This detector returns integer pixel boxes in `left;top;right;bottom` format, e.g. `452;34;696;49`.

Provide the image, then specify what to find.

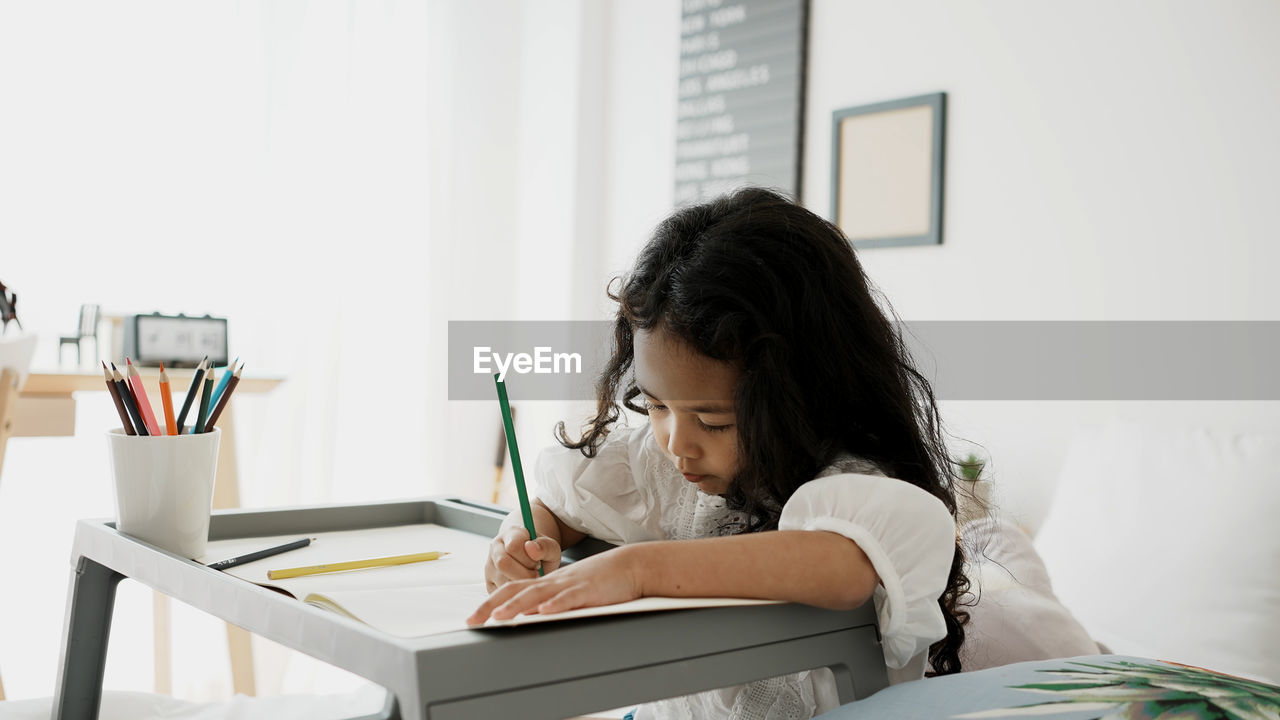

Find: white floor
0;686;389;720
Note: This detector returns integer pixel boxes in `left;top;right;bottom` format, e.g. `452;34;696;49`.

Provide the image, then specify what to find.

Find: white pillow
959;516;1100;671
1034;421;1280;684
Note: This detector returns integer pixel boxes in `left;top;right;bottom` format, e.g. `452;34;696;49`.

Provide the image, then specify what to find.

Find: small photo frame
830;92;946;248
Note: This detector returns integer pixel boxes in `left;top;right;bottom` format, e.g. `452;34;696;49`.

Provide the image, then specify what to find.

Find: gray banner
905;321;1280;400
448;321;1280;401
449;321;614;401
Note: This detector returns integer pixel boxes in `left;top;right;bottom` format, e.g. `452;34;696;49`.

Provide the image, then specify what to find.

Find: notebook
201;523;778;638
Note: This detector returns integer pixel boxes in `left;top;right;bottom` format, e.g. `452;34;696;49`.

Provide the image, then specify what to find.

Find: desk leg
0;369;15;701
212;409;241;510
213;411;256;697
0;369;16;488
53;557;125;720
153;593;173;695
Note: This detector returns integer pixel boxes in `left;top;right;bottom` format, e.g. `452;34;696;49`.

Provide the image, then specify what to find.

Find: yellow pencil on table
267;551;450;580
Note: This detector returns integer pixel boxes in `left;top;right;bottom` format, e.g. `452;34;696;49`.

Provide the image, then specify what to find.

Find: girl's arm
468;529;878;624
633;531;878;609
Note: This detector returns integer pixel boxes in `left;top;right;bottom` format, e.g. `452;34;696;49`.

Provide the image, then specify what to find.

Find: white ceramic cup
107;427;220;559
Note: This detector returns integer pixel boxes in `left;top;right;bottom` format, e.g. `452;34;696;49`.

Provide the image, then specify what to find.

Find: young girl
467;187;969;719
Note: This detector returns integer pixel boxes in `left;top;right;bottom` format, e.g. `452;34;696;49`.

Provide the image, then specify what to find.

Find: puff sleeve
778;473;955;670
532;424;666;545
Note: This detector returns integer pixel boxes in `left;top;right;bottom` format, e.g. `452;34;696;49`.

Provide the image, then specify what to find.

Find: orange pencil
126;358;162;436
159;362;178;435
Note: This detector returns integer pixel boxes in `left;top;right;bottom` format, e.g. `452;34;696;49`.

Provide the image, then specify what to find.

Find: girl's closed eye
698;418;733;433
643;398;731;433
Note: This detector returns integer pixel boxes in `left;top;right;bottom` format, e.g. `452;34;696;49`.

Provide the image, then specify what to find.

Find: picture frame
830;92;946;249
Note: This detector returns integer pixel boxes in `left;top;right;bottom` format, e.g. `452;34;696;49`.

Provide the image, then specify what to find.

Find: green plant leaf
955;660;1280;720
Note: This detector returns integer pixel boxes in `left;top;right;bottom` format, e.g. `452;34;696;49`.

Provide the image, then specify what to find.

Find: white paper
306;585;781;638
201;523;492;599
204;524;780;638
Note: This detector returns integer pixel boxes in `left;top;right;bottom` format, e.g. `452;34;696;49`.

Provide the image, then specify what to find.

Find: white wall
798;0;1280;529
804;0;1280;321
598;0;1280;530
1;1;440;701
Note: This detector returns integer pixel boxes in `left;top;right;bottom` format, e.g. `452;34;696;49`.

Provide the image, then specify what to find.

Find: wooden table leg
0;369;17;701
212;411;256;697
0;368;18;489
153;593;172;695
212;409;241;510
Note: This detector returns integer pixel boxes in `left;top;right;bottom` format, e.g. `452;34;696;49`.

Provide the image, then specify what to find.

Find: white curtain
0;0;439;700
0;0;625;700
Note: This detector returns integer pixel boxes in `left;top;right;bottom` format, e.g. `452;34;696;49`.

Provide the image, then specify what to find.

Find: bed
838;418;1280;719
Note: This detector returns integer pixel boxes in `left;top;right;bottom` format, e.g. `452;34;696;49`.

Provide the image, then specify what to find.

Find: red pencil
126;358;162;436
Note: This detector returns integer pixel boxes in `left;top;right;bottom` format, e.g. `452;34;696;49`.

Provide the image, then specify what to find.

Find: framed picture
830;92;946;248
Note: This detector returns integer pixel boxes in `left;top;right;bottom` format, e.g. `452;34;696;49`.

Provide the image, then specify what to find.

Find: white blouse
533;423;955;720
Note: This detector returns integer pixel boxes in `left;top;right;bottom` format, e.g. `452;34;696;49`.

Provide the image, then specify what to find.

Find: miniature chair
58;304;100;366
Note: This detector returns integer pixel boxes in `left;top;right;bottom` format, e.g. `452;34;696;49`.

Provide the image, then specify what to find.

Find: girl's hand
484;526;562;592
467;545;644;625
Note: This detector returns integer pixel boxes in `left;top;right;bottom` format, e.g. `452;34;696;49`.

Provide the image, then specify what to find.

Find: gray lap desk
54;497;888;720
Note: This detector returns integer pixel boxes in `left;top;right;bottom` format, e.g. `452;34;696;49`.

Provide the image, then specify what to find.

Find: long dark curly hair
556;187;970;675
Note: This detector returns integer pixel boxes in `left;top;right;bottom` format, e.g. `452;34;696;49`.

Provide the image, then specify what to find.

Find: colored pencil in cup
175;356;207;433
266;551;450;580
194;365;215;434
125;358;162;436
494;374;541;576
204;363;241;431
208;356;238;410
102;361;136;435
159;362;177;435
111;362;149;436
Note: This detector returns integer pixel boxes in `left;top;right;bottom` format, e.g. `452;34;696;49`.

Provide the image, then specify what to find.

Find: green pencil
494;373;542;576
194;366;215;434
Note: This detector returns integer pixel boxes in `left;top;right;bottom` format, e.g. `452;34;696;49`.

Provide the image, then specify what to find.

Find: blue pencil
207;356;239;410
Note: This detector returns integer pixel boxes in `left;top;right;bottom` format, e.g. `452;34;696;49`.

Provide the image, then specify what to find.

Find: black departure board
674;0;808;204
